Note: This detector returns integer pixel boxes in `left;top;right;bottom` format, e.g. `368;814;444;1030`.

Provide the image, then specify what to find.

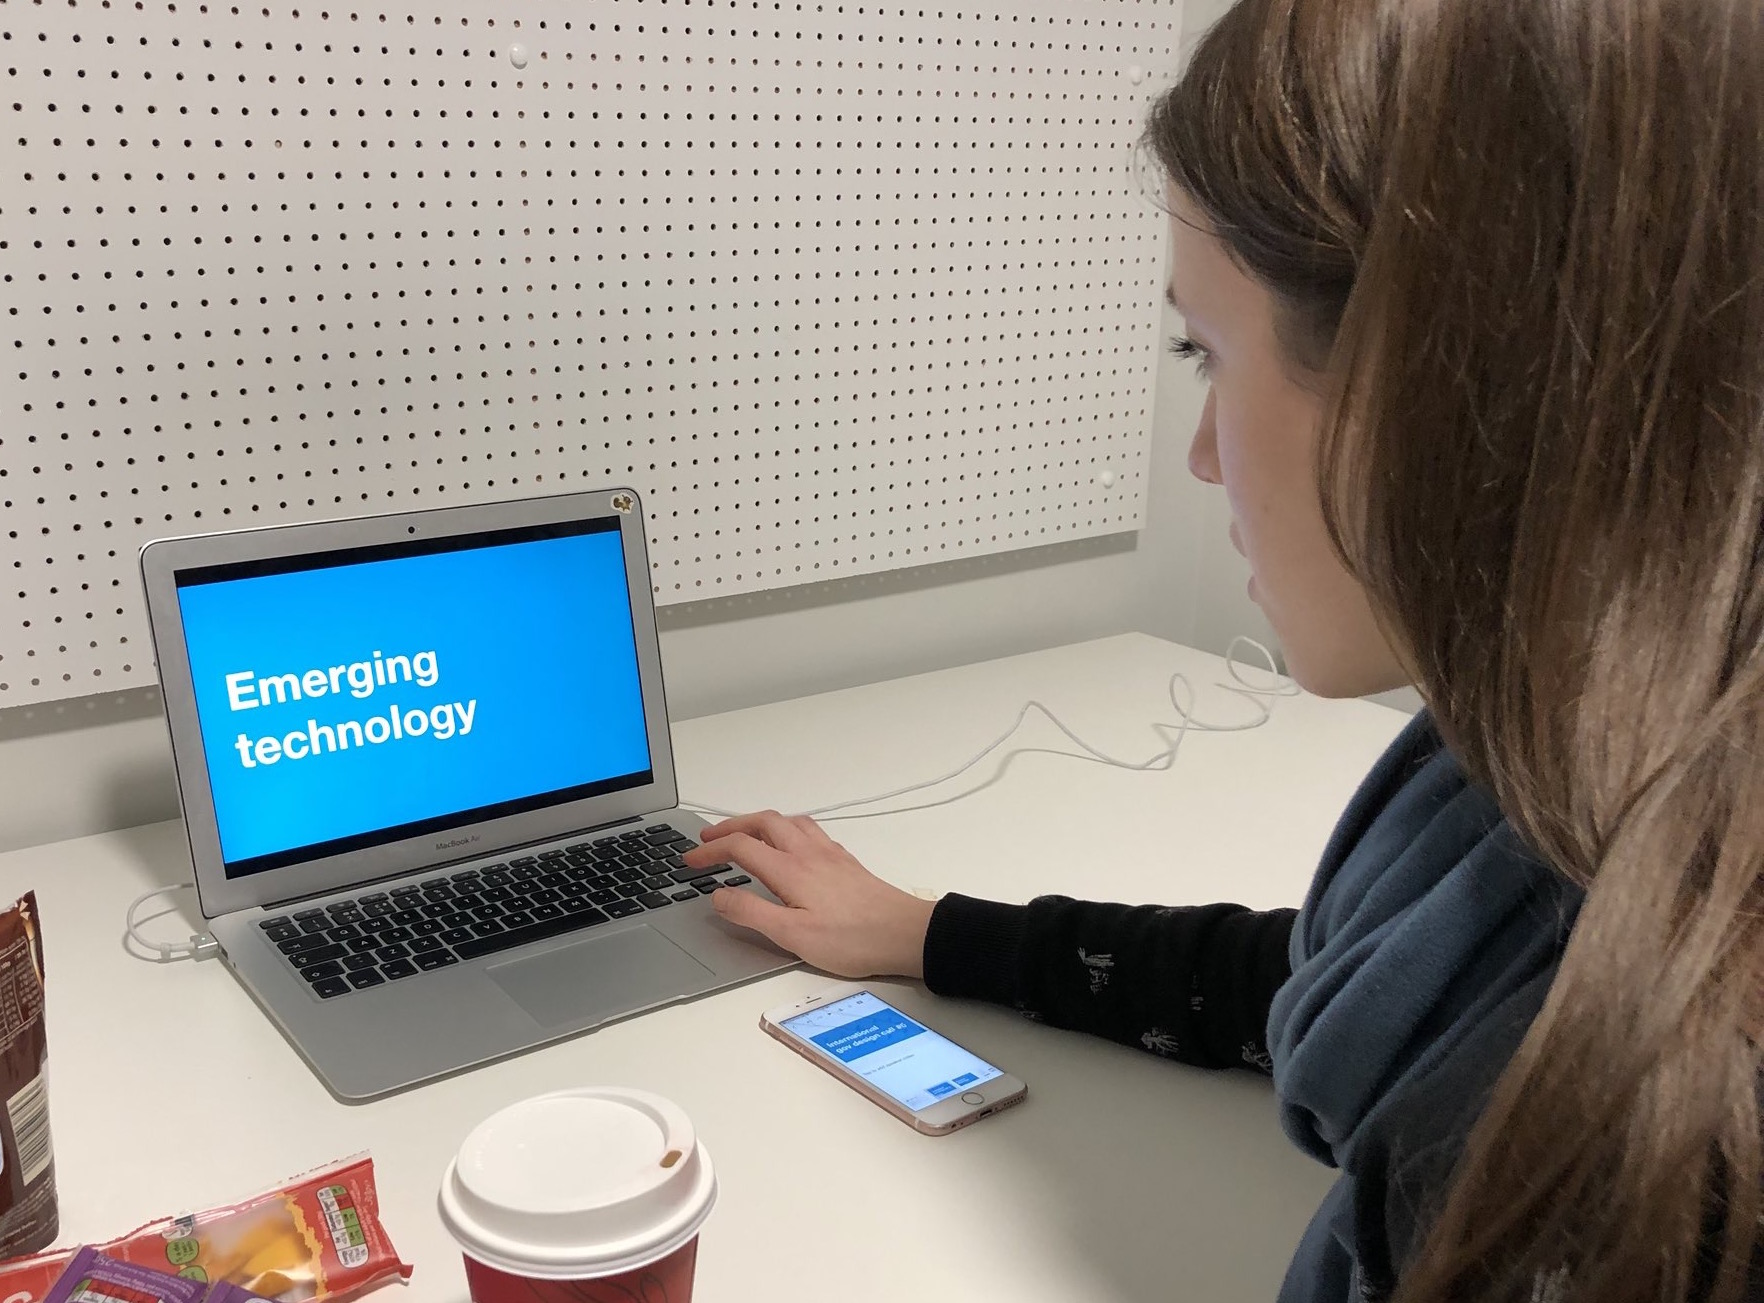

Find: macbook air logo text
435;835;480;852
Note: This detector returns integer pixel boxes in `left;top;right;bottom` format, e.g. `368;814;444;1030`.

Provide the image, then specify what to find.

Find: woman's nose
1187;389;1221;485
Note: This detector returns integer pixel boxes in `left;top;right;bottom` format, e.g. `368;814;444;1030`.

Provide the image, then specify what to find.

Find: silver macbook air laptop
141;489;796;1101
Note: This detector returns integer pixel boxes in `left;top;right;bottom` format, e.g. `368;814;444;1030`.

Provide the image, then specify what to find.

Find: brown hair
1149;1;1764;1300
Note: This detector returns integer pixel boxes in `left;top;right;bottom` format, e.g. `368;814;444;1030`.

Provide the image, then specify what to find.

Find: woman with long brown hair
678;0;1764;1298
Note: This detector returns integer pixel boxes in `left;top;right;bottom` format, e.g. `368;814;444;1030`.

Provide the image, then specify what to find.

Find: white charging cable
125;883;221;963
683;636;1298;823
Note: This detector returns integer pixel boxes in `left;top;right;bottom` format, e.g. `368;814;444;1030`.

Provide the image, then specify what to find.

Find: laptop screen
171;517;654;878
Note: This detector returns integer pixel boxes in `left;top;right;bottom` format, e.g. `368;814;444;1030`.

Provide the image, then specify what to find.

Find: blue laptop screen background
175;525;652;873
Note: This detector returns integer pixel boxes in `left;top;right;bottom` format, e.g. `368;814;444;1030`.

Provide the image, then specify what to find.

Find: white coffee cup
439;1087;717;1303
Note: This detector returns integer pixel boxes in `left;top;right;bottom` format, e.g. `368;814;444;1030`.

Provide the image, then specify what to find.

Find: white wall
0;0;1272;853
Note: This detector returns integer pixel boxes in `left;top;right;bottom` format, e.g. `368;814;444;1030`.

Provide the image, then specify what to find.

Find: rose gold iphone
760;983;1028;1135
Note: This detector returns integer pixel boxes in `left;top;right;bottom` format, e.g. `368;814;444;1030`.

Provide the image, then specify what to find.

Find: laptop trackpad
486;926;716;1029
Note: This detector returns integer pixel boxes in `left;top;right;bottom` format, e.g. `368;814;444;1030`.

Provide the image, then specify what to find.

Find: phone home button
960;1091;985;1106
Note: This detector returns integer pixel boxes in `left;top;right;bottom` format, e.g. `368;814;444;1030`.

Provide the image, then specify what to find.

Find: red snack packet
0;1156;410;1303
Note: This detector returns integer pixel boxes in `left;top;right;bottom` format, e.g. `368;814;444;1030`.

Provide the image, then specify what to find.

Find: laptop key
293;908;327;921
415;950;460;972
264;924;300;943
481;868;514;887
588;889;620;907
344;953;380;973
725;875;752;887
510;855;540;868
510;865;543;882
440;926;475;946
539;849;568;861
348;969;386;990
637;892;673;911
325;924;361;943
296;944;348;967
312;976;351;999
642;875;673;892
470;919;504;938
694;879;722;895
452;892;485;910
410;936;444;954
391;884;424;898
278;933;329;955
670;888;699;903
376;943;410;961
299;918;330;935
382;958;419;980
669;863;727;883
347;936;381;954
604;899;644;919
615;882;647;899
451;907;612;962
561;894;599;913
301;960;345;981
502;909;535;928
260;916;293;931
390;907;423;926
530;903;564;921
412;918;445;935
588;873;618;891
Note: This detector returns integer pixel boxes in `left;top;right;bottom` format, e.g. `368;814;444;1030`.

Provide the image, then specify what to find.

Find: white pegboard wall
2;0;1174;704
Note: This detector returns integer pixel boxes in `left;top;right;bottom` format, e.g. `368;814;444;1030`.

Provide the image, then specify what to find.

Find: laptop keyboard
255;823;750;1000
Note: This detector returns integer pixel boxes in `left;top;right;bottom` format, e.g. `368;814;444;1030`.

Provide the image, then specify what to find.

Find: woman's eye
1167;335;1212;378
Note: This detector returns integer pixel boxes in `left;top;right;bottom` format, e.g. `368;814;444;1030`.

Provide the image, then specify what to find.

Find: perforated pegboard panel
1;0;1173;704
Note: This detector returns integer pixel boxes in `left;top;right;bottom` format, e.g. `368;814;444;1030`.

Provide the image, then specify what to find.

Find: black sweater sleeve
921;893;1298;1074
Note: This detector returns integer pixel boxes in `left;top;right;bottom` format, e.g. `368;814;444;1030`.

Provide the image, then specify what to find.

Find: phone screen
779;991;1005;1111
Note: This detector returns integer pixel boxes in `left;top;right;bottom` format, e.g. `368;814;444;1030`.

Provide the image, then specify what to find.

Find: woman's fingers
700;809;809;853
682;830;800;898
710;886;802;952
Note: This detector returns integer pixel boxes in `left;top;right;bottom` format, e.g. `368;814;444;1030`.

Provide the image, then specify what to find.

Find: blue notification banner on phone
810;1010;926;1063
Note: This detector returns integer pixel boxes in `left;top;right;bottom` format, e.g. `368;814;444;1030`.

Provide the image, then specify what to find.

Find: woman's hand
684;811;935;979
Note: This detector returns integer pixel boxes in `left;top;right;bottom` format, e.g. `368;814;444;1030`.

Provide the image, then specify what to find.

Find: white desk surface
0;634;1408;1302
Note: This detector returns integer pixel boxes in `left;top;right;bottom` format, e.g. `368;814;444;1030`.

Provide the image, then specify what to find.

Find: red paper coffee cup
439;1087;717;1303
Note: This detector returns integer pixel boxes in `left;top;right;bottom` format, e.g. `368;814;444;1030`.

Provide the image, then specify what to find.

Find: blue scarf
1266;711;1581;1301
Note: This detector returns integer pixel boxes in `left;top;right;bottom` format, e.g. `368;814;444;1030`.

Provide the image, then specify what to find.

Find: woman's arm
925;893;1296;1072
683;810;1296;1074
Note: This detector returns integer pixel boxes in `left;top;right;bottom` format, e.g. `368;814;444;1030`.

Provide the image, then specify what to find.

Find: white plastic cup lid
438;1087;717;1280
